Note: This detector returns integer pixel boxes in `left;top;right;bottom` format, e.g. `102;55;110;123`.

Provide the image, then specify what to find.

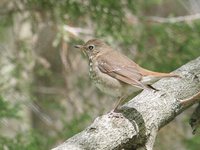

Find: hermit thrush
75;39;179;110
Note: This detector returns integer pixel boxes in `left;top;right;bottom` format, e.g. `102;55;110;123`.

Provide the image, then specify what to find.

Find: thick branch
52;56;200;150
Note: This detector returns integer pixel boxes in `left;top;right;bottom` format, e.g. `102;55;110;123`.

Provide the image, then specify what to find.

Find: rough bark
52;56;200;150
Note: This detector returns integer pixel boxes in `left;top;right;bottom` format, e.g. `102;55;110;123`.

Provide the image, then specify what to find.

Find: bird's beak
74;44;87;55
74;45;83;49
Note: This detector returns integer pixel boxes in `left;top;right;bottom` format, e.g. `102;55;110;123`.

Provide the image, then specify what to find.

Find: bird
75;39;179;111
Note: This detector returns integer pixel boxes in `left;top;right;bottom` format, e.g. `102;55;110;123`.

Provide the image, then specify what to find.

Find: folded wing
97;51;151;90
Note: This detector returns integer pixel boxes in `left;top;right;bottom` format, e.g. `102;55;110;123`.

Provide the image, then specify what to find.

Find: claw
108;110;124;118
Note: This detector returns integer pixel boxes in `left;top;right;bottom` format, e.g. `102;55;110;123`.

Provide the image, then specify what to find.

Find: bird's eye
88;45;95;50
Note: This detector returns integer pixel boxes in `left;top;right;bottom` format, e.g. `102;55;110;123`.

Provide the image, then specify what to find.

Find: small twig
146;13;200;23
179;91;200;106
62;25;92;37
37;56;51;69
60;40;72;72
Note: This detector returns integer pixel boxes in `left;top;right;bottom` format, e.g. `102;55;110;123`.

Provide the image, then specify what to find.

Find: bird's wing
97;51;151;90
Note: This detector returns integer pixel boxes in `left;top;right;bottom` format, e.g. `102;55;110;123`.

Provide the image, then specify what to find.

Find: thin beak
74;44;86;55
74;45;83;49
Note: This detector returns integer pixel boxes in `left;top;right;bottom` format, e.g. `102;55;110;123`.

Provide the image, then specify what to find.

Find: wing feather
97;51;151;90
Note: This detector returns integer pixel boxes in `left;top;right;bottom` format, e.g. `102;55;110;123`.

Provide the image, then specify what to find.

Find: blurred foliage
186;136;200;150
135;22;200;71
0;0;200;150
0;114;90;150
0;96;19;119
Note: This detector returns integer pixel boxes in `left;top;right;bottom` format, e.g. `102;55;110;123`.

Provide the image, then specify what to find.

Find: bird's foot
112;96;127;111
108;109;124;119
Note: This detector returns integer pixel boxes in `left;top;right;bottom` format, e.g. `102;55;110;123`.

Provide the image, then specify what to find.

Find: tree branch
146;13;200;23
52;56;200;150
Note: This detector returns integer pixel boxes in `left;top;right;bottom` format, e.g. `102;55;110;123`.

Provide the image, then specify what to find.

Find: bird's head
75;39;109;59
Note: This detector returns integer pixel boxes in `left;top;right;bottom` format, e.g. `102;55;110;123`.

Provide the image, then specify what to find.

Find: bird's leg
112;95;127;112
108;96;127;118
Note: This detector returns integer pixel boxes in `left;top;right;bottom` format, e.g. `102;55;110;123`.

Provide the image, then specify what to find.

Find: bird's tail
138;67;180;78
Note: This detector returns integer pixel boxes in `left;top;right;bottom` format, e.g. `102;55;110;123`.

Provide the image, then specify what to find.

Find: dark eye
88;45;94;50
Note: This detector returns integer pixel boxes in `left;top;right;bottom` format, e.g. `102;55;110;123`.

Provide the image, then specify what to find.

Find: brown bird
75;39;179;110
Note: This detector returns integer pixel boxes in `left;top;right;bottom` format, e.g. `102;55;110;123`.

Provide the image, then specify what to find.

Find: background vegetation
0;0;200;149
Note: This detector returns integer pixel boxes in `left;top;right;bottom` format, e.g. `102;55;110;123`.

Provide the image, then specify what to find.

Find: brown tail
138;67;180;78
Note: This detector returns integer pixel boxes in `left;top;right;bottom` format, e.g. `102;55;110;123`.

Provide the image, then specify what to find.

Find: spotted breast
88;59;134;97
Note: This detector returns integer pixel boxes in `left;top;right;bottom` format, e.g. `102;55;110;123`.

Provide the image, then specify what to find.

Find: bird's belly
89;67;123;97
95;82;122;97
91;72;123;97
89;65;139;97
